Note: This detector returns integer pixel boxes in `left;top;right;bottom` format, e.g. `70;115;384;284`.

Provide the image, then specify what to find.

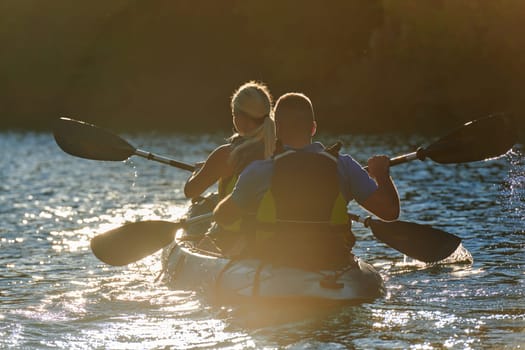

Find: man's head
273;92;317;147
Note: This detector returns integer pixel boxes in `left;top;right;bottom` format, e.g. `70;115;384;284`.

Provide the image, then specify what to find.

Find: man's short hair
273;93;315;135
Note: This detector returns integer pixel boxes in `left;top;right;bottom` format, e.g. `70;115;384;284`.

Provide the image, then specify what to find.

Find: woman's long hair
228;81;276;172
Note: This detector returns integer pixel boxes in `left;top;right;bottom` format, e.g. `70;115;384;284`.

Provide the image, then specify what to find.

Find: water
1;131;523;349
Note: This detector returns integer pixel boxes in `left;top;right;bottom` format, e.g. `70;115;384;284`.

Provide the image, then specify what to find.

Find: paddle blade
90;221;179;266
54;117;136;161
423;114;516;164
369;219;461;263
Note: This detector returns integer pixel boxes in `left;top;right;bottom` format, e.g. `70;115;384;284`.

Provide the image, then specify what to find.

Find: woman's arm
184;144;232;199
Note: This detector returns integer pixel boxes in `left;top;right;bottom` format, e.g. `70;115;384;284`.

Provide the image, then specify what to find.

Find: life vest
251;145;355;270
218;136;266;199
217;137;265;232
218;175;238;200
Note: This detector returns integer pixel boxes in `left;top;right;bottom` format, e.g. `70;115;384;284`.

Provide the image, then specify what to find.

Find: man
214;92;399;270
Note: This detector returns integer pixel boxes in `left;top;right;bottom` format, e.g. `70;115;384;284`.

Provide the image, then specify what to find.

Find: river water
1;131;523;349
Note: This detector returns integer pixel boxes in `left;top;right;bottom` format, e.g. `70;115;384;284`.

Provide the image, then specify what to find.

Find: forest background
1;0;523;137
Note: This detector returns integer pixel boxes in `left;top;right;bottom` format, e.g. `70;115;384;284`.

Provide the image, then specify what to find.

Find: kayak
160;194;385;305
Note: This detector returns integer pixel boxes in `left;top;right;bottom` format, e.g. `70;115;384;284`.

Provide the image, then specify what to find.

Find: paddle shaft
362;150;421;172
140;146;415;172
182;212;214;226
388;150;423;167
145;147;417;172
134;149;196;171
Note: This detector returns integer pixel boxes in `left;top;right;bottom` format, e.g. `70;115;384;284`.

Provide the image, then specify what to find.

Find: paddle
54;114;515;173
388;113;516;166
90;213;213;266
53;117;196;171
348;213;460;263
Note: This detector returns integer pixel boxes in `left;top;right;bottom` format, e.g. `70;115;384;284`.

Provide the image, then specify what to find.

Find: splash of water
501;146;525;224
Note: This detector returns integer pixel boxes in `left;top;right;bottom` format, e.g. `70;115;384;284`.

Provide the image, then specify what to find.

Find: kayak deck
161;227;385;305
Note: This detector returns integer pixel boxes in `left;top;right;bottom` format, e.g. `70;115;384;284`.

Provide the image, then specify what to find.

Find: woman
184;81;275;200
183;81;275;255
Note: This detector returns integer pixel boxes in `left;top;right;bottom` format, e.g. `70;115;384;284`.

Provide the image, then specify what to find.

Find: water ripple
1;132;523;349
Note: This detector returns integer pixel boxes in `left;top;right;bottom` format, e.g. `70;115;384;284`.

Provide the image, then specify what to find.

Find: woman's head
231;81;272;120
229;81;276;166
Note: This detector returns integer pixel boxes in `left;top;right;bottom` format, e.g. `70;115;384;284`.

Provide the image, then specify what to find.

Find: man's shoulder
241;158;273;176
303;141;325;152
233;158;273;199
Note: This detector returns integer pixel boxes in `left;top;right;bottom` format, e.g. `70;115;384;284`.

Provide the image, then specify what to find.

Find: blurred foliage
0;0;523;137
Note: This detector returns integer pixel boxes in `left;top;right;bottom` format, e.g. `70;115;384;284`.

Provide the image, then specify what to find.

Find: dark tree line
1;0;523;136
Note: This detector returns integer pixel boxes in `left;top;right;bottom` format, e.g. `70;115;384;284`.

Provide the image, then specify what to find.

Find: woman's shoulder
204;144;235;177
209;143;233;159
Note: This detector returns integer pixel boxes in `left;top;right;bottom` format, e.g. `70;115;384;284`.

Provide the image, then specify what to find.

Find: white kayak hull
161;229;385;304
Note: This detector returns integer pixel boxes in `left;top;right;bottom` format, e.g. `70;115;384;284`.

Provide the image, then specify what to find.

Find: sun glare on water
48;203;188;254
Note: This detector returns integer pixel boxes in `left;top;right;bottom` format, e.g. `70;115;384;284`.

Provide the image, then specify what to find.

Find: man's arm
360;155;400;221
213;159;272;226
214;193;242;226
